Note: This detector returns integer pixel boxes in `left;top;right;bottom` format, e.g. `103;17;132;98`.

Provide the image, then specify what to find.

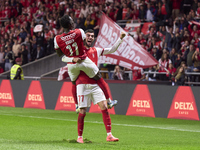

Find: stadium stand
0;0;200;85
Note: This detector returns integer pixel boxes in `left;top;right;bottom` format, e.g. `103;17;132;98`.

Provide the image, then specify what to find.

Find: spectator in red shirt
122;3;128;20
131;4;139;20
161;0;168;20
158;53;172;80
30;3;38;15
20;0;26;7
188;23;200;38
166;63;176;81
132;68;145;81
74;4;81;18
172;0;182;20
191;33;200;49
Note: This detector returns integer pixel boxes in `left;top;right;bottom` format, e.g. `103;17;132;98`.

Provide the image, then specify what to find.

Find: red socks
101;109;111;133
72;84;78;105
96;78;109;99
78;113;86;136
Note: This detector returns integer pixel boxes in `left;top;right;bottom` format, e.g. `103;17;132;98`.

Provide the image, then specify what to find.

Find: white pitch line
1;113;200;133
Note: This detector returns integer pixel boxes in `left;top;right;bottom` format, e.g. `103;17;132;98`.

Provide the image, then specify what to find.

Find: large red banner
95;13;158;69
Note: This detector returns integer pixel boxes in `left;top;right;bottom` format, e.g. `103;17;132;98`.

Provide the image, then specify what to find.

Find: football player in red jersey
63;29;126;143
54;15;119;108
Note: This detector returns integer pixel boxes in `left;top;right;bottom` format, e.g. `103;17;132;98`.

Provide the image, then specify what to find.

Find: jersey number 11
66;42;79;56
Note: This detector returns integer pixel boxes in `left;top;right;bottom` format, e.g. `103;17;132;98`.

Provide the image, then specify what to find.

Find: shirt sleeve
62;55;74;63
54;36;60;50
95;47;104;57
101;38;123;55
14;68;22;80
79;28;86;40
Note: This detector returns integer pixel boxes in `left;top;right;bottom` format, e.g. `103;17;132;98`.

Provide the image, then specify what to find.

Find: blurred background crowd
0;0;200;85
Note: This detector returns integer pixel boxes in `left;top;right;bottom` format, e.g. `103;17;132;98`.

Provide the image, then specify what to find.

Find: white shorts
77;84;106;108
67;57;99;81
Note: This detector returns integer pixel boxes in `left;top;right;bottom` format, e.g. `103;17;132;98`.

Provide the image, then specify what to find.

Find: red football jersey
76;47;101;85
54;29;87;59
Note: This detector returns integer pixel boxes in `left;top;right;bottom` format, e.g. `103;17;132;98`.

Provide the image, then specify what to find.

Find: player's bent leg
94;74;118;109
97;100;107;110
93;72;110;100
77;108;86;144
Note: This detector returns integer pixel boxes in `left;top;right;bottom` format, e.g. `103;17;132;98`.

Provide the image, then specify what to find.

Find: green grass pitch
0;107;200;150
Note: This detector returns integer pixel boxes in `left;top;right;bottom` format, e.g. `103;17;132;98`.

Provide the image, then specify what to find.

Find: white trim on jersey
62;55;73;63
95;47;104;57
54;36;59;49
79;28;86;40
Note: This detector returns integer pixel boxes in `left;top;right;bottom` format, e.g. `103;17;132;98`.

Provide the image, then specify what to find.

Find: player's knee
98;101;107;110
93;71;102;80
79;108;87;114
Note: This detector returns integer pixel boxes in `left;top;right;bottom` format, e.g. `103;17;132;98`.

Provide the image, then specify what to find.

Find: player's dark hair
59;15;72;29
85;29;94;34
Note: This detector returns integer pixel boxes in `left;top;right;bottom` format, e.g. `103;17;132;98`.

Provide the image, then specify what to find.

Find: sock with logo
96;78;109;99
78;113;86;136
101;109;111;133
72;84;78;105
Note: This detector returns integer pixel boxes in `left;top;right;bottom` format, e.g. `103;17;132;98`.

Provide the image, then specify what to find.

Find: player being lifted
54;15;123;109
62;29;126;143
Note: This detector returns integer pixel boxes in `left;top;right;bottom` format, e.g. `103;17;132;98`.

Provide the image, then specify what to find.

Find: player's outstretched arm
102;32;126;55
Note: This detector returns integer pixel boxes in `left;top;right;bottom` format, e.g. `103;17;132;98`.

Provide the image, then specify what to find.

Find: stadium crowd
0;0;200;85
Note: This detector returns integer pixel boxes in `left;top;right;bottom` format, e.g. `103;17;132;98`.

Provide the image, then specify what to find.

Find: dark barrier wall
0;53;66;77
0;79;200;120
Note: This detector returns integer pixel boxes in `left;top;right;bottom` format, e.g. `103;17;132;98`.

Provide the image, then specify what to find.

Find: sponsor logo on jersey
168;86;199;120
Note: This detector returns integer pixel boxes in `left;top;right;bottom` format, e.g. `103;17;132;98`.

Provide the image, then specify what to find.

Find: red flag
95;13;158;69
141;22;152;35
57;65;69;81
124;23;141;36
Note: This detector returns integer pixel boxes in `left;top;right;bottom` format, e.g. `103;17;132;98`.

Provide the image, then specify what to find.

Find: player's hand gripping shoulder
120;32;126;40
62;56;82;63
72;58;82;63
